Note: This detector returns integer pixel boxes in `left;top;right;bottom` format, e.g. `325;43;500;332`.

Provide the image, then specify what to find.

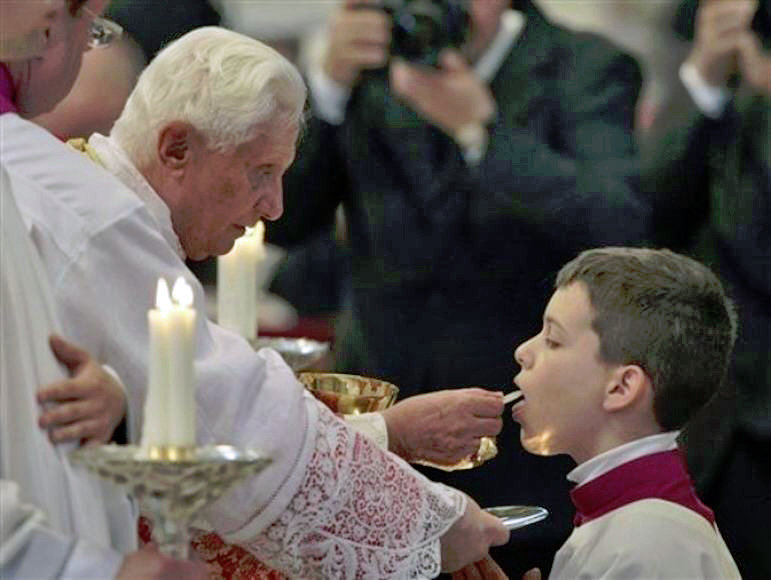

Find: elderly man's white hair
111;26;307;169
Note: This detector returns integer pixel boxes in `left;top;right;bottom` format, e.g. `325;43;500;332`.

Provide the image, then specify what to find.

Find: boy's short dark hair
555;247;737;430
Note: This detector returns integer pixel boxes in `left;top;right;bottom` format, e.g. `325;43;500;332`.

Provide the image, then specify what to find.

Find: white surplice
1;114;465;579
551;435;740;579
0;165;136;579
550;500;741;579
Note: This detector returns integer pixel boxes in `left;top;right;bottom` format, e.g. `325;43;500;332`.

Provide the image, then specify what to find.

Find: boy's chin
520;428;559;456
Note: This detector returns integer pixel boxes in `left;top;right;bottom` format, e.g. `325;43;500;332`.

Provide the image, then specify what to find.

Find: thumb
439;49;467;72
522;568;541;580
390;59;414;93
49;334;89;373
486;513;510;547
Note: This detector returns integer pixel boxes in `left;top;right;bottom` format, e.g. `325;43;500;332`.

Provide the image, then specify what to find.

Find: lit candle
217;220;265;341
141;277;197;452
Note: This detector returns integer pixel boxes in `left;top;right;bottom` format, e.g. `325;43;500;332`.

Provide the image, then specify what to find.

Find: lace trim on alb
235;404;466;579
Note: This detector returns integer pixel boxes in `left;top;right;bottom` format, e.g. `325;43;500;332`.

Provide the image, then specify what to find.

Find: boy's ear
603;365;650;413
156;122;196;171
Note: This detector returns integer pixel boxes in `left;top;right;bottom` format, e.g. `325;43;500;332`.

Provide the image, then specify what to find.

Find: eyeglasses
82;7;123;48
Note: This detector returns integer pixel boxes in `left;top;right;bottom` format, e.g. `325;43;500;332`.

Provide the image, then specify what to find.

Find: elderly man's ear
157;122;199;170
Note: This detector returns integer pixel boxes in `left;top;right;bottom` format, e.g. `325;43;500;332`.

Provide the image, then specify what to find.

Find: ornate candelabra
71;444;270;559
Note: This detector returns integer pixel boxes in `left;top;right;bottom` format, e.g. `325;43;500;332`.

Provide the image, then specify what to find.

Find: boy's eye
545;337;559;349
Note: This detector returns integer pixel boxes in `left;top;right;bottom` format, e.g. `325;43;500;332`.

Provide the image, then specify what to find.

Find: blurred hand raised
323;0;392;88
687;0;758;87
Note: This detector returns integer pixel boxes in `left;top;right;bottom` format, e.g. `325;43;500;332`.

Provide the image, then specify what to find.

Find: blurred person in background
641;1;770;577
269;0;649;575
0;1;207;577
31;0;221;140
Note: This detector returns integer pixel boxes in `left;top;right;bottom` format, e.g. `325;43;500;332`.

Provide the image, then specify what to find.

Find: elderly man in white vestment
0;168;208;580
1;21;510;579
0;2;207;577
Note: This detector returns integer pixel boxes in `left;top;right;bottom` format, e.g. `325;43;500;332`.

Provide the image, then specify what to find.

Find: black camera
381;0;470;66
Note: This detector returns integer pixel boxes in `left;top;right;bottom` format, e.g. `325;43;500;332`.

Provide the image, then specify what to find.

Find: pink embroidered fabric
191;530;287;579
140;517;282;579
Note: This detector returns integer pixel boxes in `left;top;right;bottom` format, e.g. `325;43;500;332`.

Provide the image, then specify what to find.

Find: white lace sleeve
231;404;466;579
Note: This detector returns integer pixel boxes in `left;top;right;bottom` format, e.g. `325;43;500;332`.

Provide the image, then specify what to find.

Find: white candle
141;277;197;451
217;221;265;341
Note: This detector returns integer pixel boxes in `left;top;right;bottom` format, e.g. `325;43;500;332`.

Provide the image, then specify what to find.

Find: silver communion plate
251;337;330;371
485;505;549;531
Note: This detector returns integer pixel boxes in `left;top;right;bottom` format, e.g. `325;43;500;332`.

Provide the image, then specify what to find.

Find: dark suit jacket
643;88;770;449
271;7;645;573
273;7;645;385
642;76;771;580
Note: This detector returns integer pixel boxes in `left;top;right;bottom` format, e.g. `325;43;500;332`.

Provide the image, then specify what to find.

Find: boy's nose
514;338;533;369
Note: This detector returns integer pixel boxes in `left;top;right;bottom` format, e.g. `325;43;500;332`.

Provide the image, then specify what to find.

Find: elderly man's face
172;122;299;261
10;0;107;116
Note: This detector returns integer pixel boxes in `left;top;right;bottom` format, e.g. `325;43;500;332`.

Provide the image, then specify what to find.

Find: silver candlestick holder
70;444;271;559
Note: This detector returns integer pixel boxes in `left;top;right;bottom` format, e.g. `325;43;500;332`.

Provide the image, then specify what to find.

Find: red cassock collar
570;449;715;527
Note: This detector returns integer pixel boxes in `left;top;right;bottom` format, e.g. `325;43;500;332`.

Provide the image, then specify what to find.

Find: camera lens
389;0;469;66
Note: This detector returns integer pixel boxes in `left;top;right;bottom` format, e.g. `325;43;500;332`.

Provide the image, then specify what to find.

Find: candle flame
245;220;265;244
155;278;172;312
171;277;194;308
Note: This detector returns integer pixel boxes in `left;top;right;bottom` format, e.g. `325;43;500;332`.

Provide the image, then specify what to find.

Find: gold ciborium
298;372;399;415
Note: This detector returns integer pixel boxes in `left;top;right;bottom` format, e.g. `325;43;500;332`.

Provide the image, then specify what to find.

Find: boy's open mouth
504;389;525;406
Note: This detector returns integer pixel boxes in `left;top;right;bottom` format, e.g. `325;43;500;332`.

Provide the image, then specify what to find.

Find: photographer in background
269;1;648;574
641;1;770;577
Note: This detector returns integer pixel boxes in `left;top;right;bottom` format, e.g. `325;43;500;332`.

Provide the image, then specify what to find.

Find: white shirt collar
473;9;525;83
87;133;186;259
568;431;681;487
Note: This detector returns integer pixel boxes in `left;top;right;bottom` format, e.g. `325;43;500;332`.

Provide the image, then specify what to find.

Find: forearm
469;50;649;248
639;79;736;248
470;122;647;247
229;405;466;579
268;115;346;249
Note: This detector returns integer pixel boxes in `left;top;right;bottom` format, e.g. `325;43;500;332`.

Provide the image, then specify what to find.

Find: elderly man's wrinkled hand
441;495;510;573
37;334;127;446
382;387;503;464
